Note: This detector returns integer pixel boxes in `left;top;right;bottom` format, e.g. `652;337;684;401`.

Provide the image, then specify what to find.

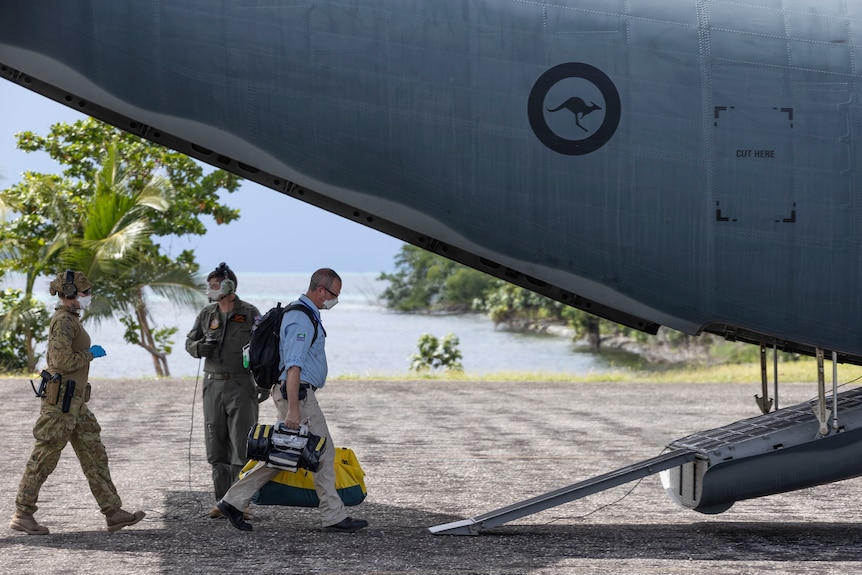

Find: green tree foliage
57;143;205;376
0;118;240;374
479;281;663;350
378;244;664;353
380;247;733;362
378;245;496;311
409;333;463;372
481;281;564;325
0;288;48;373
14;119;240;236
0;173;75;369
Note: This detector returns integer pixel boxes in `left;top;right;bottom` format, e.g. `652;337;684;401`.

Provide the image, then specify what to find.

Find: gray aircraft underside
1;0;861;364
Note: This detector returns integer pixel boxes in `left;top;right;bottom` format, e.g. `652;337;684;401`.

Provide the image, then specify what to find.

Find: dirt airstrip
0;377;860;574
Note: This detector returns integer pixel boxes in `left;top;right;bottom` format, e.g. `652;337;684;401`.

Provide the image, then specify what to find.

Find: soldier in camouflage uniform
10;271;145;536
185;262;264;519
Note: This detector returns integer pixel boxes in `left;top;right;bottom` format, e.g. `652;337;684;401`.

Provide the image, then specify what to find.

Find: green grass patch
333;357;862;385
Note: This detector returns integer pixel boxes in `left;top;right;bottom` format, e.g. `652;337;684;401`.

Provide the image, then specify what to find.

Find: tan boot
106;509;145;532
10;511;49;535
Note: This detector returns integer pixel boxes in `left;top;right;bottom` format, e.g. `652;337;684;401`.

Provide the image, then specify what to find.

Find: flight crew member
217;268;368;533
185;262;265;518
10;270;145;535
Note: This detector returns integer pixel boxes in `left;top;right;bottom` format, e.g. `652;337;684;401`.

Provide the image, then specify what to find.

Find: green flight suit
185;297;261;500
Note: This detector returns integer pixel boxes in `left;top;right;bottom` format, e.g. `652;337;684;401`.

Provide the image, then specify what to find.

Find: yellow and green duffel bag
239;447;367;507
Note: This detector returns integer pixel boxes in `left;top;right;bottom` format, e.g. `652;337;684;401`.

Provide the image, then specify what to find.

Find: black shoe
216;500;252;532
324;517;368;533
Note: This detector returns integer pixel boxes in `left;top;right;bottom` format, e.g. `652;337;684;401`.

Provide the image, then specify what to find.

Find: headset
62;269;78;299
220;279;236;296
213;262;236;296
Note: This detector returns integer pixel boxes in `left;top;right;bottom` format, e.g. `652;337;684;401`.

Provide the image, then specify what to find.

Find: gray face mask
207;279;235;302
322;296;339;310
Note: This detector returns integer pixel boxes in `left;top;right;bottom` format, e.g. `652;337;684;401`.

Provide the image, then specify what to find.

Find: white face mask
77;294;92;310
207;287;223;302
322;296;339;310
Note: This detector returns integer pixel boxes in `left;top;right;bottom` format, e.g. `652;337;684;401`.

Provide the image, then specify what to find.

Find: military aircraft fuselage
1;1;860;362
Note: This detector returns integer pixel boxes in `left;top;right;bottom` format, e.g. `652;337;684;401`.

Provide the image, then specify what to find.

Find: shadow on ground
2;378;861;574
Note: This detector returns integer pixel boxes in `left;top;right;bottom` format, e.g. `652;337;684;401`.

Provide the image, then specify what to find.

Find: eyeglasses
323;286;340;298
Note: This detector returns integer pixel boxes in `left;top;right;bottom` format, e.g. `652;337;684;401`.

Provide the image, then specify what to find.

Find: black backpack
247;302;318;390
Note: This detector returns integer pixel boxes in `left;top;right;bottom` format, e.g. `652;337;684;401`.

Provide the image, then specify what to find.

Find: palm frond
137;174;171;212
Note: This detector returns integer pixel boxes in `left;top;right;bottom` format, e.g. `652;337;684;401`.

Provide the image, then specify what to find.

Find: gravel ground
1;376;860;575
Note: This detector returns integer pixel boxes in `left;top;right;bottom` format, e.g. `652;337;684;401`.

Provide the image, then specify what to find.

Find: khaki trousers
223;385;346;527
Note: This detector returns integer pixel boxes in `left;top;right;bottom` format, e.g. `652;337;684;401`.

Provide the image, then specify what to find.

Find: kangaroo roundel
528;63;621;156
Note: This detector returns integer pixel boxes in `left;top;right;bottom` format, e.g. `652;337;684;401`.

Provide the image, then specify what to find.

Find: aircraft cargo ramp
431;385;862;535
429;449;697;535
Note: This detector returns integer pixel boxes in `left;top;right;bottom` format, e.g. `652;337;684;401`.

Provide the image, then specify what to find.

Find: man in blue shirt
217;268;368;533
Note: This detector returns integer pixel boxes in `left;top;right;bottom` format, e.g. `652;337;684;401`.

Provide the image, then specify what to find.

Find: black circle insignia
528;62;621;156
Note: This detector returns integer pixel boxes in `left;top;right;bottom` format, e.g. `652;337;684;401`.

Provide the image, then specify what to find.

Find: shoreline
2;353;858;386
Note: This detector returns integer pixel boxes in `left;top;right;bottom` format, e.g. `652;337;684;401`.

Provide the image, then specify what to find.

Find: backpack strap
284;303;319;345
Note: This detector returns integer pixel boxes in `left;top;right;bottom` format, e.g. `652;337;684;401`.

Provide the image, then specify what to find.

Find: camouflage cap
49;271;93;297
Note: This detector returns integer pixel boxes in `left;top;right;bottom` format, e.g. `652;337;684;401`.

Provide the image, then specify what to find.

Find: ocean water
5;272;610;379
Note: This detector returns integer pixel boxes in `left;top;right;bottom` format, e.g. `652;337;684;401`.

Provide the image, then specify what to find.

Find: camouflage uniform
185;297;261;500
15;305;123;516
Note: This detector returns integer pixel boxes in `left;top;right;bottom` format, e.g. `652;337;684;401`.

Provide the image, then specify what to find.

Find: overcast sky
0;80;403;275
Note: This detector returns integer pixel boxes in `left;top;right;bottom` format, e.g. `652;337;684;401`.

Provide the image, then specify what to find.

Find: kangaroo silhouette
546;97;602;132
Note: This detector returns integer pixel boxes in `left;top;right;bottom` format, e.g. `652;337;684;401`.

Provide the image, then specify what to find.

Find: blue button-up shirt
278;294;328;388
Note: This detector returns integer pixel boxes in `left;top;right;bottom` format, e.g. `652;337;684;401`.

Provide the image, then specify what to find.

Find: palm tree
1;119;240;375
60;144;206;376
